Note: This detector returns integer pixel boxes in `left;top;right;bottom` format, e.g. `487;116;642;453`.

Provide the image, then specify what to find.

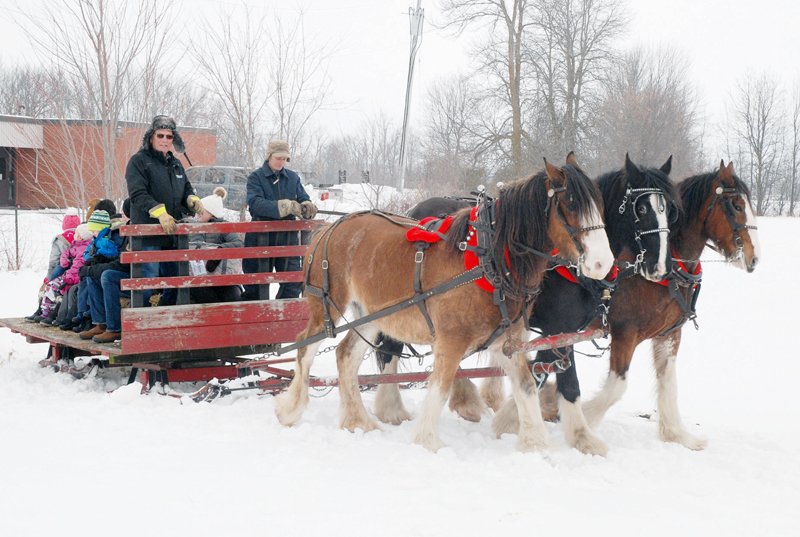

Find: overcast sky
3;0;799;157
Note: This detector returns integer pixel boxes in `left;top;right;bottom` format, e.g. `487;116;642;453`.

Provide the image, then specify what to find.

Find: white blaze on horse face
651;192;669;280
579;205;614;280
743;198;761;271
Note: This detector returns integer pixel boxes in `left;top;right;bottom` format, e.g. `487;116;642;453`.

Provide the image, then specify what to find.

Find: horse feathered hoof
274;391;307;427
660;428;708;451
414;431;446;453
569;428;609;457
340;414;381;433
491;397;520;437
449;379;487;422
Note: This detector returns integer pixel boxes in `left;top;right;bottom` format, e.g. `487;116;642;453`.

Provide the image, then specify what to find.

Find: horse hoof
492;398;520;436
414;432;447;453
274;391;308;426
571;430;609;457
660;429;708;451
515;433;551;452
375;406;412;425
341;416;381;433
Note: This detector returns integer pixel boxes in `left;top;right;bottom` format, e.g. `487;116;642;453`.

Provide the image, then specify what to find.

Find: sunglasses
155;133;174;140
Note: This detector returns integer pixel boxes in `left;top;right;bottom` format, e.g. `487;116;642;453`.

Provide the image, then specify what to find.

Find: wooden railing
116;220;317;356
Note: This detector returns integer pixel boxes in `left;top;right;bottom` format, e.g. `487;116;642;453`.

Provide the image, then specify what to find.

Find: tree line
1;0;798;215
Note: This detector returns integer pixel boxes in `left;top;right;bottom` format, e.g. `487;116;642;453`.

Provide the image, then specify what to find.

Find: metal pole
397;0;424;192
15;204;19;270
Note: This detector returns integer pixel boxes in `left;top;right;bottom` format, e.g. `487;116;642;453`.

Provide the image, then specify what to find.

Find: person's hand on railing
149;204;177;234
300;201;318;220
277;199;303;218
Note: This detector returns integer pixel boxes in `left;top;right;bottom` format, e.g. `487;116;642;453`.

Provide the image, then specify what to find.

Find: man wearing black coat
126;115;204;305
242;140;317;300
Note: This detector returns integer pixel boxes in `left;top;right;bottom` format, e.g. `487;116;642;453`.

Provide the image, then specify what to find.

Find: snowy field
0;202;798;536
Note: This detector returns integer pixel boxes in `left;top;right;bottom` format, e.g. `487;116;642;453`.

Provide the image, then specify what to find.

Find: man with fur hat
126;115;203;306
242;140;317;300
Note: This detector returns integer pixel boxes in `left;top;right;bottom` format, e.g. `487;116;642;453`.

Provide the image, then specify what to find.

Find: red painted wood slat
120;245;308;264
121;271;305;291
121;299;309;330
120;320;308;354
120;220;322;236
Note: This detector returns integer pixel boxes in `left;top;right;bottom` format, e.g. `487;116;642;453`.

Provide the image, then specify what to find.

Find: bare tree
190;4;271;170
592;46;702;176
789;81;800;215
526;0;628;160
13;0;174;199
439;0;532;178
728;73;783;215
268;10;334;164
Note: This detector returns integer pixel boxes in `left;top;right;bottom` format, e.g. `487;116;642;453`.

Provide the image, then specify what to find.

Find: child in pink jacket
37;225;93;324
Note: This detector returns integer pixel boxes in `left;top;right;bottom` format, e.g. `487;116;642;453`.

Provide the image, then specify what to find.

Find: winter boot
72;317;92;333
79;324;106;340
25;306;43;322
93;330;121;343
40;310;59;325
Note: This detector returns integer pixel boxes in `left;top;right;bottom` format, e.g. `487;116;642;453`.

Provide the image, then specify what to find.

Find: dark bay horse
375;155;678;456
275;158;614;452
492;161;760;451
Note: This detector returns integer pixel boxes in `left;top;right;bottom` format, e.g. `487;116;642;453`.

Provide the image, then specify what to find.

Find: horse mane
596;163;681;255
678;169;752;225
446;165;600;298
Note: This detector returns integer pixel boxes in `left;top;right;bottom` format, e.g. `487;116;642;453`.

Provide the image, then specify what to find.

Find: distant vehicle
186;166;250;212
187;166;319;212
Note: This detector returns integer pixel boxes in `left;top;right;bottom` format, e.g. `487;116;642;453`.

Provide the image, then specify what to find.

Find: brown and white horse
579;161;760;448
275;158;614;452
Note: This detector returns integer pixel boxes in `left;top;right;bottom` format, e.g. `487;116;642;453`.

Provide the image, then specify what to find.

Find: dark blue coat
246;161;310;221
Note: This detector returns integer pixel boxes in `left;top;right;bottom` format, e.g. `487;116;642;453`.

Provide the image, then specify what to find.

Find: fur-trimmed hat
141;115;186;154
201;187;227;218
266;140;291;162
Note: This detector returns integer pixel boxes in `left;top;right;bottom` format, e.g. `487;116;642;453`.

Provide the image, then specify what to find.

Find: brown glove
300;200;318;220
277;199;303;218
187;195;205;215
158;212;177;234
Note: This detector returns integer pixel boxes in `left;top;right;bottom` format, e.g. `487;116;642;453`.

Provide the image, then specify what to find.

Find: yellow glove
277;199;303;218
300;200;318;220
150;204;177;234
187;195;205;215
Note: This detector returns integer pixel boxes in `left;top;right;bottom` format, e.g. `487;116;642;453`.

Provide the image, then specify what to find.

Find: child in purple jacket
37;225;93;324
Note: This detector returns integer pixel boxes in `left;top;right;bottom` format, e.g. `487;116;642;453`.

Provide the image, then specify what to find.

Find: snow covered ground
0;205;798;536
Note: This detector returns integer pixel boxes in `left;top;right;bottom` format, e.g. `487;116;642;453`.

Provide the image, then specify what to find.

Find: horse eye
638;204;648;214
734;203;744;213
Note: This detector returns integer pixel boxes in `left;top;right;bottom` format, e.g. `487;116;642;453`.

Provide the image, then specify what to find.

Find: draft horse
375;155;679;456
275;157;614;452
577;160;760;449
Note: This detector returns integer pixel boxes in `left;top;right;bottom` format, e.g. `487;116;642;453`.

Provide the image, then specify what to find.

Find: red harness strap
405;216;454;243
463;206;512;293
657;247;701;288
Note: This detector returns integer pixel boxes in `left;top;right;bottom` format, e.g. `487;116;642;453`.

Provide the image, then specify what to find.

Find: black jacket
246;162;310;221
126;147;195;246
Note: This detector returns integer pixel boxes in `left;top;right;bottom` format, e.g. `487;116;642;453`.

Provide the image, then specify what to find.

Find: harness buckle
415;251;424;263
322;260;329;270
458;241;467;251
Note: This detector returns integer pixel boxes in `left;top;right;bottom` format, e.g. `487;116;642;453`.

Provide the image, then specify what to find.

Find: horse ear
660;155;673;175
566;151;579;167
624;153;640;180
719;160;733;183
727;161;735;175
544;158;565;187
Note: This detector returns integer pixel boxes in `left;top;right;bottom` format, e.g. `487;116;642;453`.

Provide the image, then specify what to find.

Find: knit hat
201;187;227;218
266;140;291;162
76;224;93;240
87;210;111;231
141;115;186;154
63;207;80;231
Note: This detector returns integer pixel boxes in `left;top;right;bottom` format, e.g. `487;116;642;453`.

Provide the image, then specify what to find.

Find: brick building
0;115;216;209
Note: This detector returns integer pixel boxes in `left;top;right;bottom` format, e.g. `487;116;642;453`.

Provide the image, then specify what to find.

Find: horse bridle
544;184;606;271
703;186;758;260
618;185;672;275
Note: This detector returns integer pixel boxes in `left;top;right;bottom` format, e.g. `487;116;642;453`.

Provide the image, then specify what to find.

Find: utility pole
397;0;424;191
